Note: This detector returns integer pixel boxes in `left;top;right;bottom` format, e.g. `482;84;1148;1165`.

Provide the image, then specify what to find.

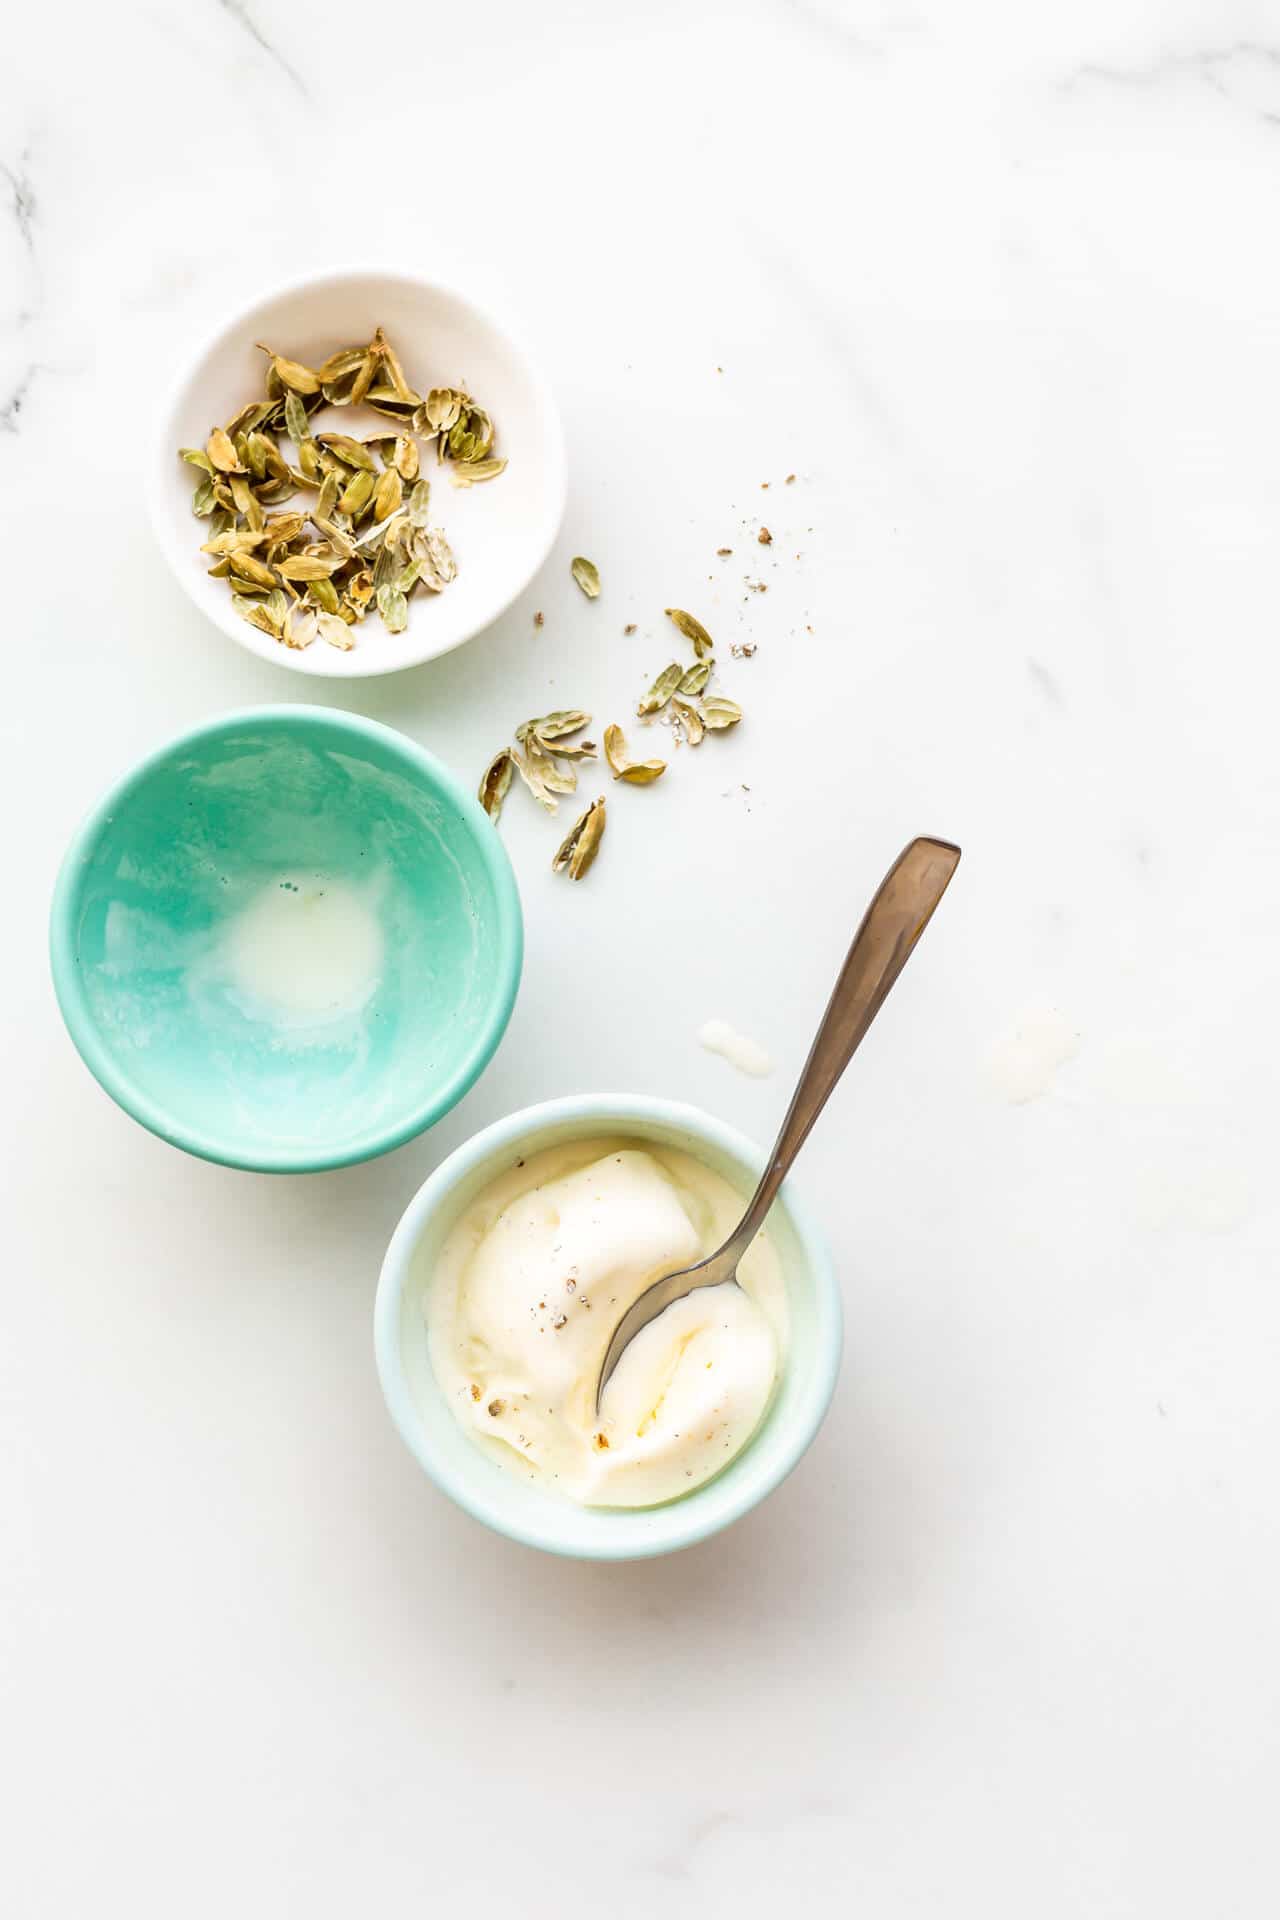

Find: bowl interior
153;271;565;678
378;1100;840;1557
53;711;520;1170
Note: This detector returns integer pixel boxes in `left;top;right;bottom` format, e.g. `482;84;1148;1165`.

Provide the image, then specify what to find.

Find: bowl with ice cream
375;1094;840;1558
49;706;522;1172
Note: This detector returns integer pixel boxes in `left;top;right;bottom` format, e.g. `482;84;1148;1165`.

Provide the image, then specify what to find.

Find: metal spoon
595;835;962;1406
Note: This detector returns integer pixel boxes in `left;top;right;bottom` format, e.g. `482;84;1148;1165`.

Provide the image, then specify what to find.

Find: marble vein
745;227;915;465
1063;41;1280;123
0;365;39;434
1026;658;1064;707
1;156;36;256
216;0;307;97
650;1809;737;1880
647;1800;848;1885
781;0;885;60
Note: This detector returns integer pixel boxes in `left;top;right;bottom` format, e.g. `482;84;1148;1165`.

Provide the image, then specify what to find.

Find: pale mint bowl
50;706;522;1172
374;1094;841;1559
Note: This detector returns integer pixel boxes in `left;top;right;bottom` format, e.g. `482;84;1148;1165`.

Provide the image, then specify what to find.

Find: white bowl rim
147;264;568;680
374;1092;842;1560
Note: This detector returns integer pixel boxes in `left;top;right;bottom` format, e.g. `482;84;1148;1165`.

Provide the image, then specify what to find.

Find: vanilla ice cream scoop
427;1142;787;1506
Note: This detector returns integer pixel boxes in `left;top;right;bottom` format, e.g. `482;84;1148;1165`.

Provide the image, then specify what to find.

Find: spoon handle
723;836;961;1263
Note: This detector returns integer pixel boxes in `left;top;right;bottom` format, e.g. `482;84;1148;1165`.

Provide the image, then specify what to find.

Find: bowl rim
374;1092;842;1559
48;703;524;1173
147;264;568;680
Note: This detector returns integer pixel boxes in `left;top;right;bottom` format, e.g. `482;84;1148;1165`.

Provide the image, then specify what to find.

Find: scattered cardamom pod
664;608;714;658
511;746;561;814
316;347;363;383
230;594;276;635
526;710;592;742
419;388;467;434
348;350;377;407
376;584;409;633
604;724;666;784
373;466;403;522
449;456;508;487
260;347;321;396
375;329;415;405
672;697;705;745
553;797;606;879
308;577;341;615
228;550;277;589
206;427;242;473
318;433;377;472
637;662;683;715
283;390;311;446
316;611;355;650
700;695;742;730
521;734;578;794
283;607;318;650
277;552;345;582
479;749;514;821
416;527;457;591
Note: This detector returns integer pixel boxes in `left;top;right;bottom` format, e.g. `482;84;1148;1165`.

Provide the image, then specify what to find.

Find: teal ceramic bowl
375;1095;841;1559
50;707;522;1172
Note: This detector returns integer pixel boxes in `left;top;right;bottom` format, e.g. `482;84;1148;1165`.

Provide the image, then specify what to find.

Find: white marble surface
4;1;1278;1910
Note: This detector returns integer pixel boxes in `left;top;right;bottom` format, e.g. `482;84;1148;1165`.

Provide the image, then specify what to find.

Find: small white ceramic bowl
150;269;566;679
374;1094;842;1560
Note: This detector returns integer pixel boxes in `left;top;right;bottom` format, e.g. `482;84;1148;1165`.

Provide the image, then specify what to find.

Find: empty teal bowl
50;706;522;1172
